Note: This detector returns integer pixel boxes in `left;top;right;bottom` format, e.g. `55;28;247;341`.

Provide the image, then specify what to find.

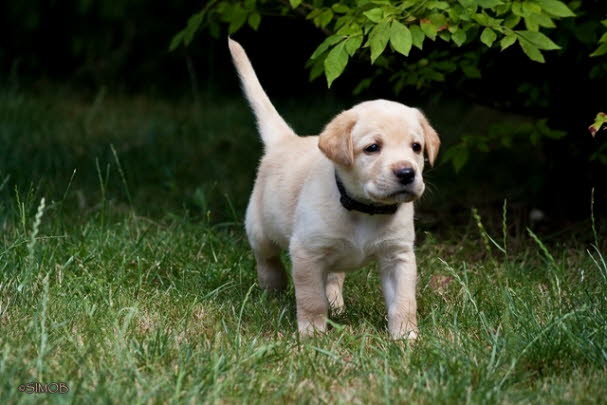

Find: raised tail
228;38;296;146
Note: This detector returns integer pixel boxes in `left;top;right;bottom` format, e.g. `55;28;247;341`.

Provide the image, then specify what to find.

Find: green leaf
527;12;556;28
480;27;497;47
337;23;362;36
500;34;517;50
332;4;350;13
289;0;302;9
370;21;391;63
421;21;437;41
208;21;220;39
504;14;521;29
460;62;481;78
591;42;607;57
345;36;363;56
308;56;326;81
522;2;542;16
248;12;261;31
353;77;373;95
363;8;384;23
512;3;523;16
310;35;343;60
473;13;489;25
305;9;321;21
524;16;539;32
589;112;607;136
478;0;503;7
519;39;545;62
324;41;349;87
446;145;469;172
429;13;447;28
410;25;425;49
534;119;560;139
452;5;471;22
169;31;184;51
458;0;476;8
315;9;334;28
228;5;248;34
182;10;205;46
427;1;450;10
452;28;467;46
516;30;560;50
390;21;412;56
535;0;575;17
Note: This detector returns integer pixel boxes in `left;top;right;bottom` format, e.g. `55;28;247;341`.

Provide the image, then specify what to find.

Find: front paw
327;294;345;316
330;303;345;316
388;316;418;340
298;318;327;337
390;328;418;340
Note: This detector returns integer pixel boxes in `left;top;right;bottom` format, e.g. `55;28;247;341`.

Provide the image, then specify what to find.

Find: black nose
394;167;415;185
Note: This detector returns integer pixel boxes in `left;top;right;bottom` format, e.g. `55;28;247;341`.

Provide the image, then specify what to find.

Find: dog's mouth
388;189;418;203
368;188;419;204
364;178;425;205
389;189;414;198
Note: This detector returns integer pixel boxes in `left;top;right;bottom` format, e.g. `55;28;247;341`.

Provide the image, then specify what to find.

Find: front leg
326;272;345;315
379;246;419;340
291;246;329;337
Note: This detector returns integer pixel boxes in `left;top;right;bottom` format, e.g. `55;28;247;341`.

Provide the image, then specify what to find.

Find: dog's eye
412;143;422;153
364;144;381;153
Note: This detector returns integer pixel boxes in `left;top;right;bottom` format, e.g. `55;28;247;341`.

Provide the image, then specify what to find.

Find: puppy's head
318;100;440;204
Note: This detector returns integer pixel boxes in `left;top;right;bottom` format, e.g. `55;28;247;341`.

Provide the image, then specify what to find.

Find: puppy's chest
327;223;389;271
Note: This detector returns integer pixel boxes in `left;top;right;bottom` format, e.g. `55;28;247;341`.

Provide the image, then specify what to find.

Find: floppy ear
318;110;357;167
417;110;441;166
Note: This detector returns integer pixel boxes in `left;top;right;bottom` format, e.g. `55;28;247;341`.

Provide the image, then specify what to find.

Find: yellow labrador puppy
228;39;440;339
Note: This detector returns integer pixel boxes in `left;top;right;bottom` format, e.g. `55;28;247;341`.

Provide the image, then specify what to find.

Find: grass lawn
1;87;606;404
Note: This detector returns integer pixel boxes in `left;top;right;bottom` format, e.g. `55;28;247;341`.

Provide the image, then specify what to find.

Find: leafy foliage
171;1;606;172
172;0;578;86
591;18;607;56
589;112;607;137
443;118;566;172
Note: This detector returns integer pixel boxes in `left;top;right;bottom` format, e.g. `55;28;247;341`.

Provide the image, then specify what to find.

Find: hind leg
253;250;287;290
245;203;288;290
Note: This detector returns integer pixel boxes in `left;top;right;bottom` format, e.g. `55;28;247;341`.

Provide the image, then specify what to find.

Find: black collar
335;173;399;215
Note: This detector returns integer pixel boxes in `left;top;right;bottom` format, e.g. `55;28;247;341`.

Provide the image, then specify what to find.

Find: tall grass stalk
590;188;599;247
111;144;133;209
35;273;50;380
19;197;46;292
